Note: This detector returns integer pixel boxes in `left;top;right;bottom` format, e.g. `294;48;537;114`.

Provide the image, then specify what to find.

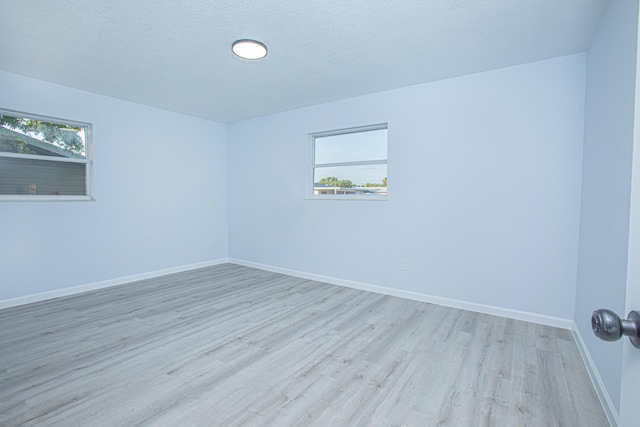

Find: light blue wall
0;70;229;300
228;54;587;319
575;0;639;413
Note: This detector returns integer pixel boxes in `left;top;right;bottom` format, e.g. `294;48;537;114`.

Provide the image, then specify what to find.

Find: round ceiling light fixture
232;39;268;60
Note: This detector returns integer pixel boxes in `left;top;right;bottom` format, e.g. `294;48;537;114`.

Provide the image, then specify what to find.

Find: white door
619;27;640;426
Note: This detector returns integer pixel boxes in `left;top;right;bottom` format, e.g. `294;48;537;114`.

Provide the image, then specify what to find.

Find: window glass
311;124;387;198
314;129;387;164
0;114;86;158
0;157;86;196
0;110;91;199
314;165;387;195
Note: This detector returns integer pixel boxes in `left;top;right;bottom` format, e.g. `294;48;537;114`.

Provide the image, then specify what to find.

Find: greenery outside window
0;109;92;201
311;124;387;199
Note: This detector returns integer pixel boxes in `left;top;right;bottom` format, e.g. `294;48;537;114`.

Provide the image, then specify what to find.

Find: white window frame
309;123;388;201
0;108;93;202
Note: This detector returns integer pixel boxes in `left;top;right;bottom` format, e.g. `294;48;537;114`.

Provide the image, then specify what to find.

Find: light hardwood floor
0;264;609;426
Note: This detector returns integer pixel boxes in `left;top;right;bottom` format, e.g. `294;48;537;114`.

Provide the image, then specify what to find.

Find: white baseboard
572;324;619;427
4;256;574;330
0;258;230;310
228;258;573;330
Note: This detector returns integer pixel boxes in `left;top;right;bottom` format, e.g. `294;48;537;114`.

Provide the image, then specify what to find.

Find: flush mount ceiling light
232;39;267;60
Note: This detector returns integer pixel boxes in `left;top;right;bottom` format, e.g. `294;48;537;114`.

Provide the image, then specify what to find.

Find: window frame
308;123;388;201
0;108;93;202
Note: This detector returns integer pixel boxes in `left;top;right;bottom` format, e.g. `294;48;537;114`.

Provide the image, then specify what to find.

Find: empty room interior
2;0;640;426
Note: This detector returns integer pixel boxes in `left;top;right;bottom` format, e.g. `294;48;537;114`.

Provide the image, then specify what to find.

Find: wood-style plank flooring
0;264;609;426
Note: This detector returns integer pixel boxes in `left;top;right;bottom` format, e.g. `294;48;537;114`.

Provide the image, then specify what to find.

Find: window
311;124;387;199
0;109;92;201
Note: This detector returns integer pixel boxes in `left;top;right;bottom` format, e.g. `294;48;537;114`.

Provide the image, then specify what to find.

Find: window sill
306;195;387;201
0;195;95;202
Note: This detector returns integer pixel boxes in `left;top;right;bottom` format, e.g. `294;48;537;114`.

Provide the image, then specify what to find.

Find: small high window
311;124;387;199
0;109;92;201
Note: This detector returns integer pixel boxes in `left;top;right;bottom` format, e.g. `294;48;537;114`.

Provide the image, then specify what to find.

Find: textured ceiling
0;0;609;123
